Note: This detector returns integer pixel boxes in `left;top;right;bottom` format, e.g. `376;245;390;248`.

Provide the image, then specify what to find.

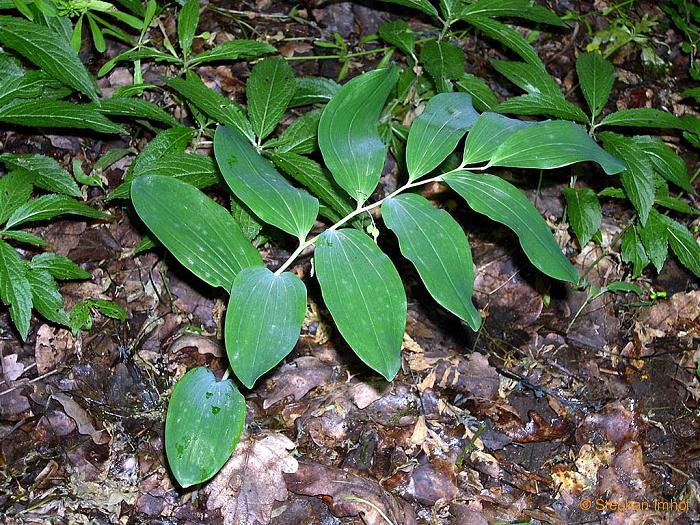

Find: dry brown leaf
261;356;334;409
206;432;299;525
2;353;24;381
52;393;109;444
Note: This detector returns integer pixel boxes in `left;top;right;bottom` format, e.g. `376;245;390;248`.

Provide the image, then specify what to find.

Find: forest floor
1;1;699;524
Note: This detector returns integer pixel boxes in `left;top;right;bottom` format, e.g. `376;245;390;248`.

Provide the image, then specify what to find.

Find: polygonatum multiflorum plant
130;64;627;487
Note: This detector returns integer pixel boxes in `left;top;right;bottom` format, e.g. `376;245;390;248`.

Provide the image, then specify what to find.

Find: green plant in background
131;57;628;485
661;0;700;80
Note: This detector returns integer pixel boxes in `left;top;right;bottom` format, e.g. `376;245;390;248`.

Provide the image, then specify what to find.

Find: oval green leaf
214;125;319;239
165;367;246;488
318;66;399;204
488;120;625;175
225;267;306;388
315;229;407;380
463;112;536;165
131;175;262;290
444;172;579;283
382;194;481;330
406;92;479;181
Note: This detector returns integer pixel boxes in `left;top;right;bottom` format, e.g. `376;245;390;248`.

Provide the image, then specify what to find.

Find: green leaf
463;112;535;165
489;120;626;175
0;171;32;224
0;15;99;99
289;77;340;107
167;74;254;141
231;195;263;242
315;229;407;380
576;52;614;119
98;48;181;77
491;59;561;97
459;0;565;26
379;0;438;17
632;136;694;193
0;153;81;197
87;13;105;53
6;195;110;228
456;73;498;112
638;209;668;273
225;267;306;388
27;268;70;326
214;126;319;239
0;99;124;134
69;300;91;334
444;172;579;283
495;93;589;123
264;108;321;154
267;151;355;222
419;40;465;92
178;0;199;57
382;193;480;330
462;15;542;66
655;196;698;215
247;57;296;141
598;108;689;130
131;175;263;290
406;92;478;181
318;66;399;203
0;230;48;246
378;20;415;57
599;132;654;224
93;97;178;126
563;187;601;246
621;226;649;278
165;367;246;488
661;215;700;278
0;239;32;340
88;298;126;321
29;252;91;280
70;15;83;52
189;39;276;66
605;281;643;296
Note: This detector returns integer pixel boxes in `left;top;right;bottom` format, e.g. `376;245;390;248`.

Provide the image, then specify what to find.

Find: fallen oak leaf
206;432;298;525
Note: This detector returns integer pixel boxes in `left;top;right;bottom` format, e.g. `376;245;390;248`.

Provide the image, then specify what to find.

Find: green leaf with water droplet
165;367;246;488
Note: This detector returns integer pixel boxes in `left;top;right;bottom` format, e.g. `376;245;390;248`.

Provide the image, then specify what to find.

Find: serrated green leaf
69;299;92;334
88;298;126;321
382;193;480;329
563;187;601;246
215;126;319;239
463;112;535;165
315;229;407;380
267;151;355;222
0;239;32;340
189;39;276;66
98;48;181;77
495;93;589;123
378;19;415;57
318;66;399;204
638;209;668;273
6;195;110;228
247;57;296;141
655;196;698;215
29;252;91;280
419;40;465;92
264;109;321;154
131;175;263;290
406;92;478;181
231;195;263;242
0;230;48;246
0;99;124;134
489;120;625;174
165;367;246;488
661;215;700;278
0;153;81;197
463;15;542;66
459;0;565;26
444;172;579;283
456;73;498;112
621;226;649;278
225;267;306;388
576;52;614;119
0;170;32;224
178;0;199;57
0;15;98;99
289;76;340;107
598;108;689;130
379;0;438;16
632;136;694;193
491;59;561;97
93;97;178;126
27;268;70;326
599;132;654;224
